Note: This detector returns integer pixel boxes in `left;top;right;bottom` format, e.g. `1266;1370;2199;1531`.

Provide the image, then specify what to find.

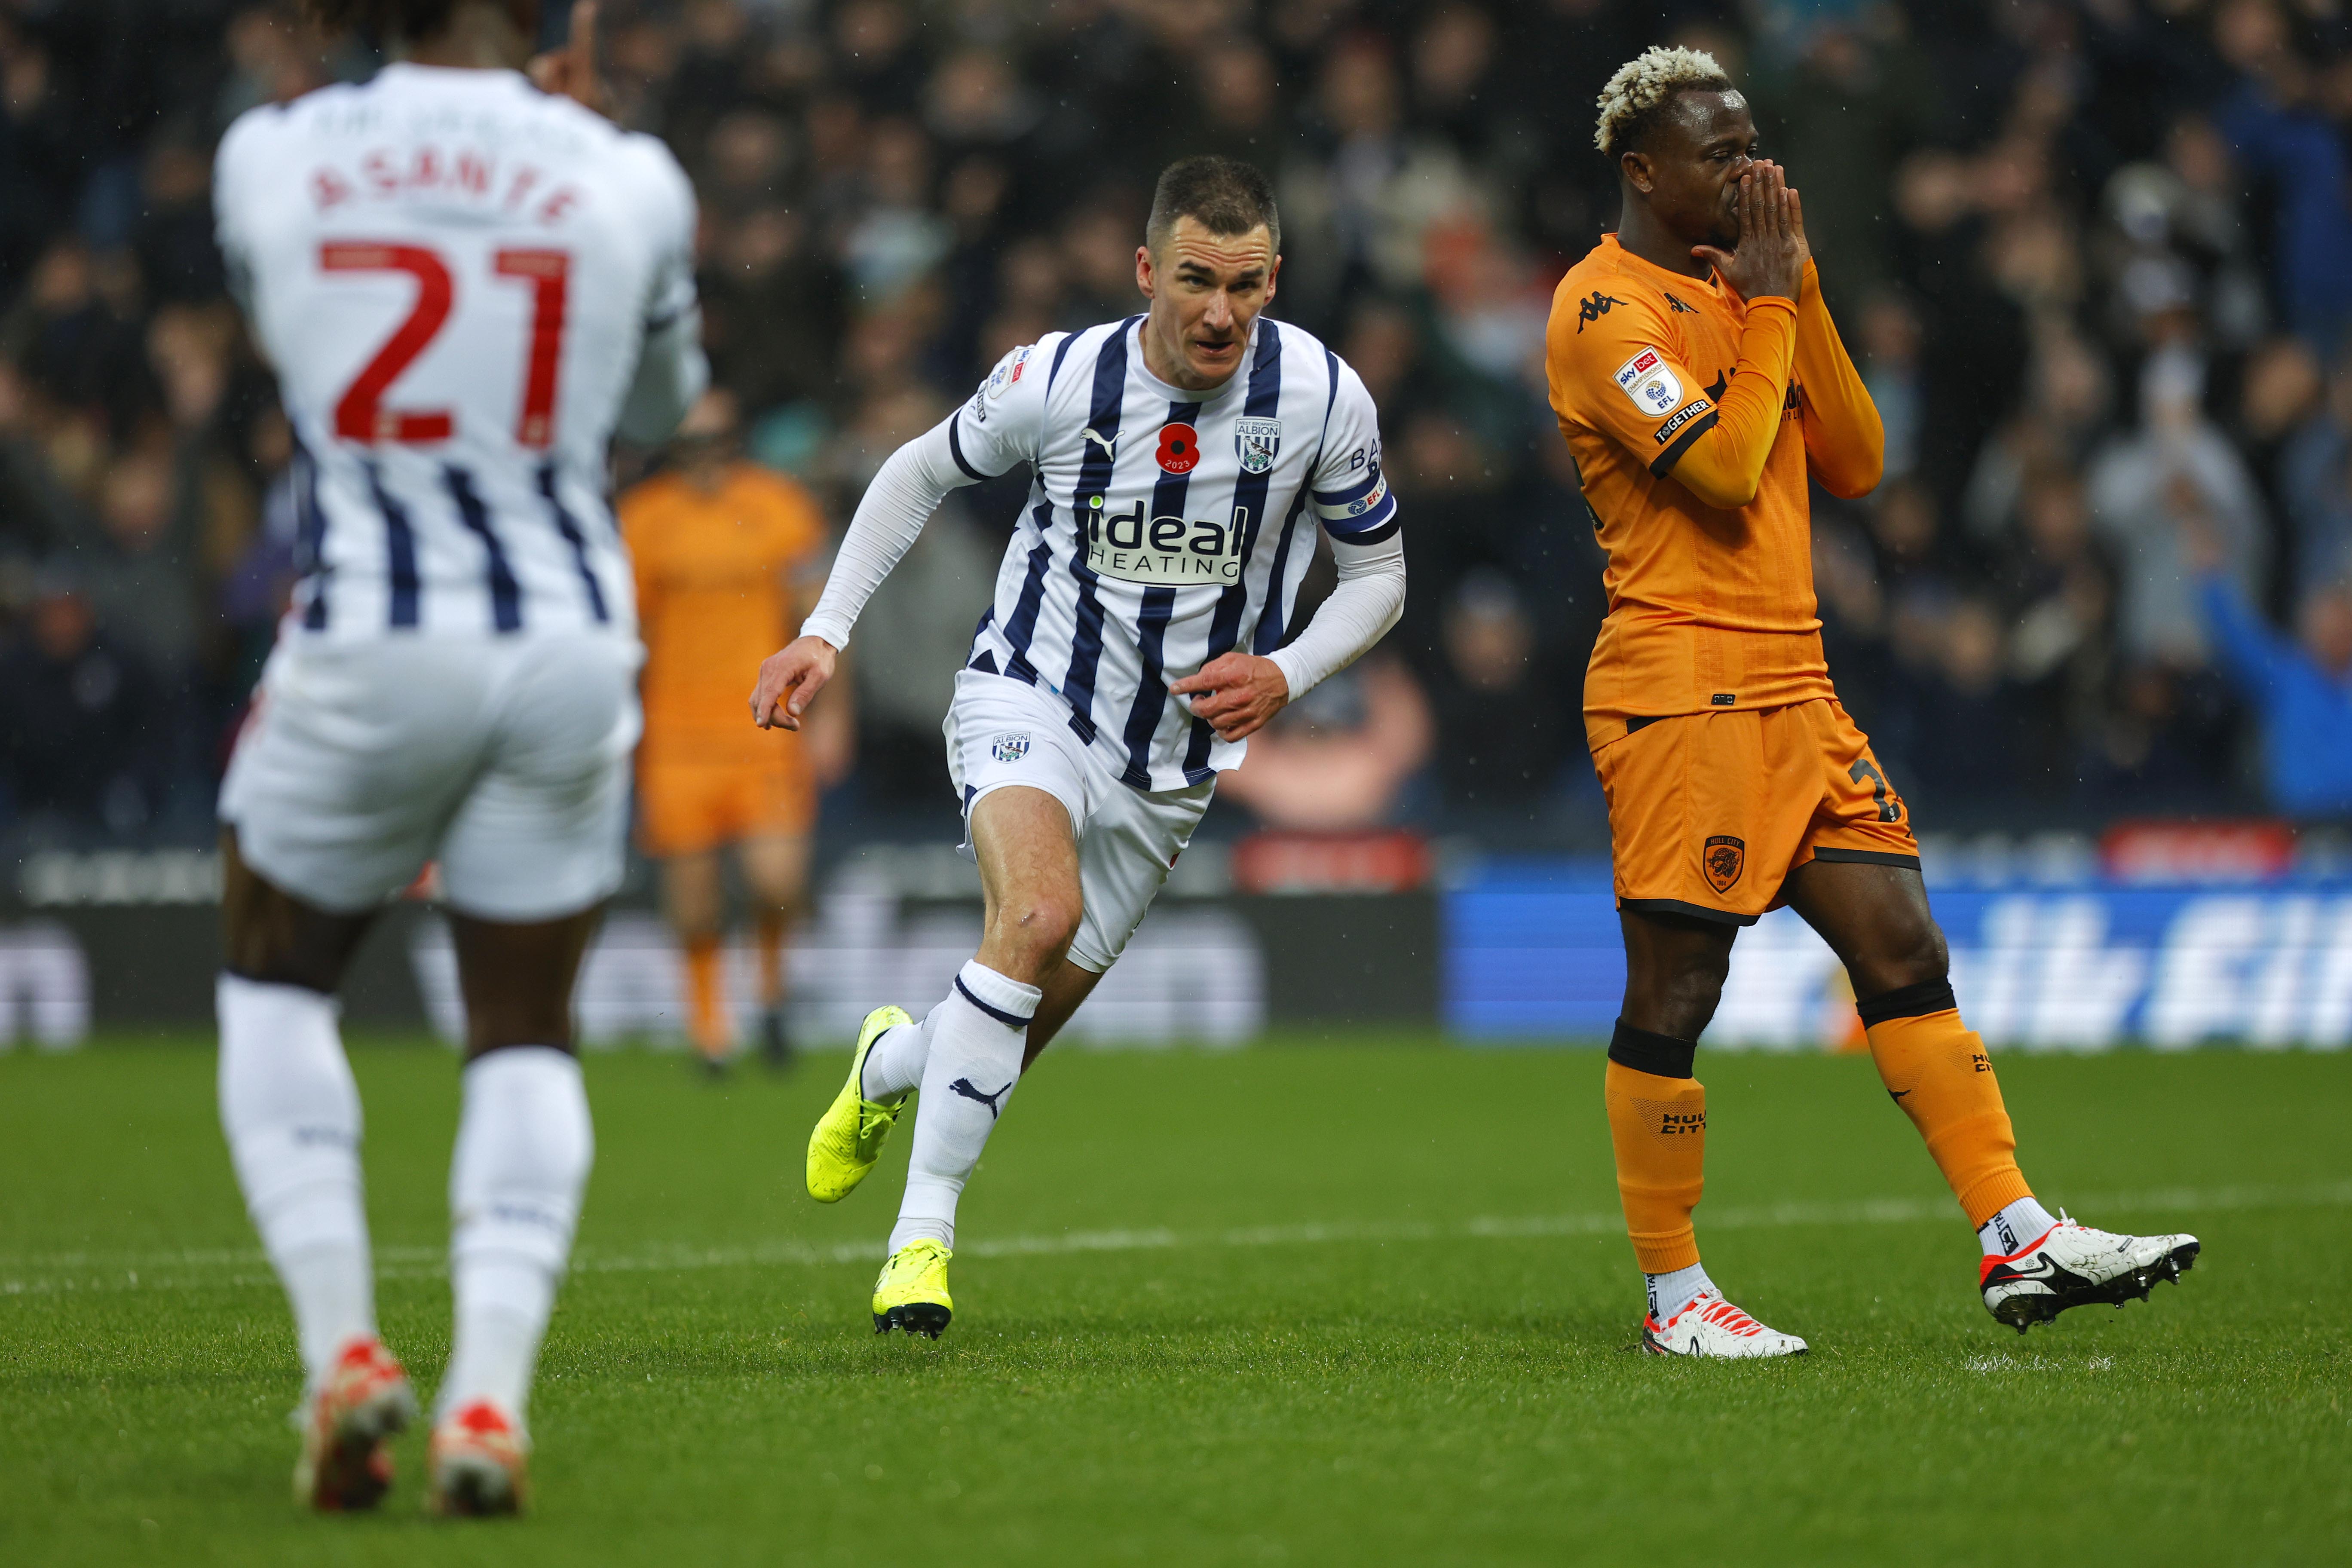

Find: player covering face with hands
1547;47;2198;1358
752;156;1407;1339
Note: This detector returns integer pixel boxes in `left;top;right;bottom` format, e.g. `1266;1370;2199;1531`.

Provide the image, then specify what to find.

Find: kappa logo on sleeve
1613;348;1684;416
1652;398;1713;444
1574;291;1626;332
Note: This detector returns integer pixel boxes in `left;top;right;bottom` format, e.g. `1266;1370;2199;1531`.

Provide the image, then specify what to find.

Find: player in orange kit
1546;47;2200;1357
622;389;846;1072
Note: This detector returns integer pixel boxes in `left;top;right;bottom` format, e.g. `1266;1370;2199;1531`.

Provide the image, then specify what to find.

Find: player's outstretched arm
1789;193;1884;499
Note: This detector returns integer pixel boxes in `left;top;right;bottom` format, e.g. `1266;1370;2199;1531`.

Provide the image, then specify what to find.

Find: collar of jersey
1124;317;1258;407
376;61;533;92
1599;233;1722;297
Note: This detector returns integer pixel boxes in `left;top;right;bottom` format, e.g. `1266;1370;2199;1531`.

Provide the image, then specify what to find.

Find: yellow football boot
871;1239;953;1338
806;1005;916;1202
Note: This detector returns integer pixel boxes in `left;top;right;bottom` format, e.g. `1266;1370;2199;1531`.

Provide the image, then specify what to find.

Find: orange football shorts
1592;697;1919;925
636;753;815;859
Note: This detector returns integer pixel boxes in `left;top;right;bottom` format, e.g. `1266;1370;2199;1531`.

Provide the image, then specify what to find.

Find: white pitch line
4;1179;2348;1299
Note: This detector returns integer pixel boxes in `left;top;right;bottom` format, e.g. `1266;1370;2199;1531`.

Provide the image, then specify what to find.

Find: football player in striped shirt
1547;47;2198;1358
754;156;1407;1338
210;0;704;1512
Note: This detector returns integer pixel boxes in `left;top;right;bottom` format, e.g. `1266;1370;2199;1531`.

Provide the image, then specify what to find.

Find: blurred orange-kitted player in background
621;389;850;1072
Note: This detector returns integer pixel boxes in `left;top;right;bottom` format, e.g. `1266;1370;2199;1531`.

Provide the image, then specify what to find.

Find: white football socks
1978;1194;2060;1258
1645;1261;1716;1324
859;1008;937;1102
887;961;1038;1254
217;974;377;1388
439;1047;593;1428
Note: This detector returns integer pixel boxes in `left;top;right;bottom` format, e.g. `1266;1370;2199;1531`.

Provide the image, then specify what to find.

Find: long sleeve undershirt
802;416;1404;701
1664;294;1798;510
1791;261;1885;499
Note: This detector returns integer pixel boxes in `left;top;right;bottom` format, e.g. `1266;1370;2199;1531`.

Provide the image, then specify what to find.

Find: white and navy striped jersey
946;315;1397;791
214;64;701;643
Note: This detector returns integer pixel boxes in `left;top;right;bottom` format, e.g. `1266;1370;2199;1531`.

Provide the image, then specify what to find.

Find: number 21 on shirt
319;242;569;448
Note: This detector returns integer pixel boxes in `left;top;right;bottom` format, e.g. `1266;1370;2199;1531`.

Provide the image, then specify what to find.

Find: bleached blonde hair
1593;46;1735;156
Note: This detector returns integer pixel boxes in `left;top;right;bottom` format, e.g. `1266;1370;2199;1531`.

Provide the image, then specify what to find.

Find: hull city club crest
1234;416;1281;475
1703;835;1746;895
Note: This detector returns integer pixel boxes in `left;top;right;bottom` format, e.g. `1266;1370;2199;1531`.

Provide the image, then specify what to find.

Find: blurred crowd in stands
3;0;2352;853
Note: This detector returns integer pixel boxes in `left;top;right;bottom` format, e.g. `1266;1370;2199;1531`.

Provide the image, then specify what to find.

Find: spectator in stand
2190;520;2352;818
0;568;158;833
1425;569;1571;819
2088;347;2268;663
620;390;849;1072
1215;654;1432;833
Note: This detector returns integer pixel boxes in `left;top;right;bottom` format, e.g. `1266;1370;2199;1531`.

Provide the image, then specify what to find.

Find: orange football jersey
622;464;829;765
1546;235;1877;744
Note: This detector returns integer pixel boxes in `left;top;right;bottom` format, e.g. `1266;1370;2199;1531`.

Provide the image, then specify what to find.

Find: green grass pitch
3;1036;2347;1565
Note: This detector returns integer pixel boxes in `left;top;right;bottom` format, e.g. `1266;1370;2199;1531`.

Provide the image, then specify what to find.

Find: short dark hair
305;0;533;42
1146;156;1280;257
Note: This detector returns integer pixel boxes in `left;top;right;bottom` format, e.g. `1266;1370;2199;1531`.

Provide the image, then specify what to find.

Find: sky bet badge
1234;416;1281;474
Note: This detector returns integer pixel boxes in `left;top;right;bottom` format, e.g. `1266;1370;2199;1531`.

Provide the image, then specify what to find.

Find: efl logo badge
990;732;1030;764
1234;416;1281;474
1614;348;1684;416
1155;422;1201;474
1703;835;1745;895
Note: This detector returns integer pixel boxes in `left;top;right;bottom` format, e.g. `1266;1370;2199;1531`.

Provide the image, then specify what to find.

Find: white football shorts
220;632;642;921
943;668;1213;972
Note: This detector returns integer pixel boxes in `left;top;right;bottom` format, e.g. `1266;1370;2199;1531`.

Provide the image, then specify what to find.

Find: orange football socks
1859;980;2034;1227
683;936;728;1060
1604;1021;1707;1275
753;914;787;1011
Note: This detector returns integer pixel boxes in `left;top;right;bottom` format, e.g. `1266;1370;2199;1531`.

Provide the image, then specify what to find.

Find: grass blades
2;1038;2346;1565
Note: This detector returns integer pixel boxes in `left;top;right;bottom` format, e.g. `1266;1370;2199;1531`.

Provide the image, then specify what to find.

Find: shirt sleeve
211;108;272;318
1547;282;1796;511
1307;360;1399;545
1793;260;1884;500
945;337;1058;481
616;140;708;444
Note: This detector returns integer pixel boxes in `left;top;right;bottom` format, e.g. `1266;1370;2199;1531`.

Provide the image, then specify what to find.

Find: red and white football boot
427;1399;530;1517
1641;1289;1808;1358
292;1335;418;1511
1980;1215;2200;1333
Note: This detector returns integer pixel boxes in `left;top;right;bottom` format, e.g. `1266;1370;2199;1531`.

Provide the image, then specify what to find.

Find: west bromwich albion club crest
1235;417;1281;474
991;732;1030;763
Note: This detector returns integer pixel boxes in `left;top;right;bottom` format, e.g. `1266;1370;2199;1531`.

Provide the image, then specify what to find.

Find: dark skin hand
1613;89;1807;301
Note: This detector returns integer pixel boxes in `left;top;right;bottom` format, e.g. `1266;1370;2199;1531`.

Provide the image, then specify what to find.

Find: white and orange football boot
292;1335;418;1511
1641;1290;1809;1358
427;1399;530;1517
1980;1215;2199;1333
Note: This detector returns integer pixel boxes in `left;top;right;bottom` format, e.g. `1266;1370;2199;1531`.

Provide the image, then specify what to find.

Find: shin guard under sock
1604;1020;1706;1276
888;962;1038;1253
441;1047;593;1427
1859;982;2033;1228
217;974;377;1387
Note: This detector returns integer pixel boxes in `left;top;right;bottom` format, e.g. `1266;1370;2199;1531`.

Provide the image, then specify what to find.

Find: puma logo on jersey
949;1077;1011;1118
1082;427;1116;457
1574;291;1626;332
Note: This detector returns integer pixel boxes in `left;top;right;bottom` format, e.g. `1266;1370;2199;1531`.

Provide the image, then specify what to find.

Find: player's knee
1856;916;1949;997
993;894;1081;968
